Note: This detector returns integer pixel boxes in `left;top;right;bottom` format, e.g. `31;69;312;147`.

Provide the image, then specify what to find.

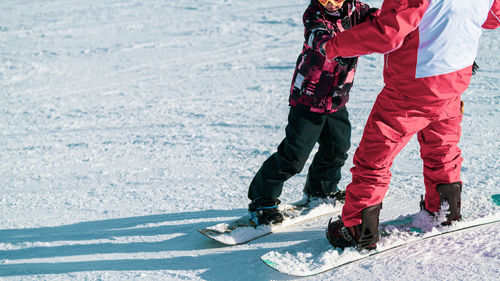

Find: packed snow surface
0;0;499;280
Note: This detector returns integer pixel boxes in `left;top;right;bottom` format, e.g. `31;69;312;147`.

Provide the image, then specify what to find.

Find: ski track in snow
0;0;499;280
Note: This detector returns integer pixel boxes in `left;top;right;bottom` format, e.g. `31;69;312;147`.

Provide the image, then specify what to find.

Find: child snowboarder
247;0;377;225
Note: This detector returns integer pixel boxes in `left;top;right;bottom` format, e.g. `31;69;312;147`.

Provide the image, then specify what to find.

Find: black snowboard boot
249;200;284;226
420;182;462;226
326;203;382;251
329;189;346;203
437;182;462;225
302;176;345;206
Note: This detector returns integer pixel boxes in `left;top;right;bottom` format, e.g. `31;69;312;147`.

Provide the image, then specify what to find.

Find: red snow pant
342;87;463;227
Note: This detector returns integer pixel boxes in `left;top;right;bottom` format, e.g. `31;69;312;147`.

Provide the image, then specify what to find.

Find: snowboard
261;194;500;277
198;198;343;245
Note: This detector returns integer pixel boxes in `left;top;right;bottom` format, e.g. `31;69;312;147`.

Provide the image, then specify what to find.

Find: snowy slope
0;0;499;280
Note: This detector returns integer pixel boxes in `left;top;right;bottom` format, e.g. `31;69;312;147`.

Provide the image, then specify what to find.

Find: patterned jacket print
289;0;375;113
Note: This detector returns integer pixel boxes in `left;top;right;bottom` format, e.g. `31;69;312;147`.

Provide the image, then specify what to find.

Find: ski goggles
318;0;346;6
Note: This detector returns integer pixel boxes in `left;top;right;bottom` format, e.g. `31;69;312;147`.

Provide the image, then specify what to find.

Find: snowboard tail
199;199;342;245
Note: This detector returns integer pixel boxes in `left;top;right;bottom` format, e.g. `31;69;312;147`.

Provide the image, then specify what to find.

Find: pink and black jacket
289;0;375;114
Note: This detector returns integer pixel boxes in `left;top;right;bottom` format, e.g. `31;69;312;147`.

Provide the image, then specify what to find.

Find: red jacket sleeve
323;0;429;59
483;0;500;29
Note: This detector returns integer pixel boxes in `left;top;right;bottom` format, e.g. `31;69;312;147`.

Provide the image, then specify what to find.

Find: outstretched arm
322;0;429;59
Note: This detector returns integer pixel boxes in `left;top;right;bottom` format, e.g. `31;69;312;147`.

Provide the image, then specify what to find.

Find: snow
0;0;498;280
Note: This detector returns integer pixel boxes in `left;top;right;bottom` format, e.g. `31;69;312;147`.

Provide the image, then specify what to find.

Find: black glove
472;61;479;75
367;8;379;21
334;57;355;67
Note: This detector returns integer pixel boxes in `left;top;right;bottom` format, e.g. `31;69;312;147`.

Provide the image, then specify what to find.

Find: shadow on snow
0;209;321;280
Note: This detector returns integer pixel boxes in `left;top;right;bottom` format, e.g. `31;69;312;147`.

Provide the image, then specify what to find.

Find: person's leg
248;106;326;206
305;107;351;197
418;97;463;221
342;89;431;227
327;89;435;250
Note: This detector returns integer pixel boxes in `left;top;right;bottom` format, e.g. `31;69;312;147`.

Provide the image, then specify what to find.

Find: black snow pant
248;105;351;207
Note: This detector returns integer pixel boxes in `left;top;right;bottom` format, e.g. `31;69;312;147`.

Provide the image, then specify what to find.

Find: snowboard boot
302;176;345;205
420;182;462;226
249;200;284;226
329;189;346;203
295;189;346;209
437;182;462;225
326;203;382;251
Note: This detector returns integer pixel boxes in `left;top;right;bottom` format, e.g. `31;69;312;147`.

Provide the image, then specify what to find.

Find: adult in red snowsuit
320;0;500;250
